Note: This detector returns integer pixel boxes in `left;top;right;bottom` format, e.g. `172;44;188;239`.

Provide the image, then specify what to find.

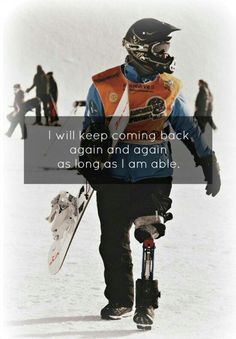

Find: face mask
123;39;176;74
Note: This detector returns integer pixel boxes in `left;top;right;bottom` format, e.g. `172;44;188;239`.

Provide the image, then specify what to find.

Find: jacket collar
124;63;158;83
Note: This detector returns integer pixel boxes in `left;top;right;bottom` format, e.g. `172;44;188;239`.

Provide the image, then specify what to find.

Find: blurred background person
6;84;40;139
194;79;217;132
47;71;60;125
204;81;217;130
26;65;49;125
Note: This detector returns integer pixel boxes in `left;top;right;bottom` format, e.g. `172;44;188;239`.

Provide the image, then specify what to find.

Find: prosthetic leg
133;239;160;330
133;212;172;330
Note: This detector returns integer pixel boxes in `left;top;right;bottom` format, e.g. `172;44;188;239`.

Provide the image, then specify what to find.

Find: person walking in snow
194;79;217;132
204;81;217;130
6;84;26;138
79;18;221;328
13;83;24;112
6;84;41;139
26;65;50;125
47;71;60;125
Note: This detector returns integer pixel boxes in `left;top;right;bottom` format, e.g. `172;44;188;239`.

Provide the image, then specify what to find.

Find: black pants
195;116;217;133
6;98;40;138
96;177;172;307
36;94;50;123
6;114;27;138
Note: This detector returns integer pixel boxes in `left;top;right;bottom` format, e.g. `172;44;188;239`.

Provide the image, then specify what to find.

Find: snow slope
2;0;236;338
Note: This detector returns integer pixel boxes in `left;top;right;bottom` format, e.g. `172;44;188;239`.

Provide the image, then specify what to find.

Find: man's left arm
169;95;221;197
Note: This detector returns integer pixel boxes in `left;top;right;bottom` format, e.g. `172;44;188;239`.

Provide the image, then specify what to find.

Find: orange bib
92;65;182;140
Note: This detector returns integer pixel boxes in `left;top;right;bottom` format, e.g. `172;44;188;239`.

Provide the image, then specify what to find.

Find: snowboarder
79;18;221;328
6;84;26;138
12;83;24;111
6;91;40;139
47;71;60;125
26;65;50;125
194;79;217;132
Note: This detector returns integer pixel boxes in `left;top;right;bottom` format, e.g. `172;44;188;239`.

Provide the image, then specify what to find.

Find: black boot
133;305;155;329
101;303;133;320
133;279;160;330
45;117;49;126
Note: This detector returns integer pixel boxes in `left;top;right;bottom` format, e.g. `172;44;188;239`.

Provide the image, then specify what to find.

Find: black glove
80;122;112;163
199;153;221;197
151;191;172;216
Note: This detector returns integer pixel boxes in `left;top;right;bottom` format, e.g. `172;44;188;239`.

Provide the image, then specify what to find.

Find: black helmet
123;18;180;74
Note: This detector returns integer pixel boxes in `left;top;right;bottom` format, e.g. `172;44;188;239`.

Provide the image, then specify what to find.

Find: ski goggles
123;40;170;56
150;42;170;56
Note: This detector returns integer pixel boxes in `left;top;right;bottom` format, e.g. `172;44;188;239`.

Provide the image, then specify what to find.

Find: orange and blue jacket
83;64;212;182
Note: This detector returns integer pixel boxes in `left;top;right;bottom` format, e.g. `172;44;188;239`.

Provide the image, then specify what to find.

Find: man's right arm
83;84;105;129
79;84;111;186
26;76;36;93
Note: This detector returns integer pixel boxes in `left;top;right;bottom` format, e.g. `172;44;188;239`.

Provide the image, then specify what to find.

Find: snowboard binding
47;191;78;240
46;185;94;275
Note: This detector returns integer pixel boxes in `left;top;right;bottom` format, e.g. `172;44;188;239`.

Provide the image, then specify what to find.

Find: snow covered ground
2;0;236;338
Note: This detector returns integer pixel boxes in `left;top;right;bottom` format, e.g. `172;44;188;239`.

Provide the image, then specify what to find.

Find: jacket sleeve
169;94;212;159
83;84;105;130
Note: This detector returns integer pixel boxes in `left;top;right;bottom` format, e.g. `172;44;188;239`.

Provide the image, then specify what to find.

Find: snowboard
47;186;94;274
47;85;130;274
